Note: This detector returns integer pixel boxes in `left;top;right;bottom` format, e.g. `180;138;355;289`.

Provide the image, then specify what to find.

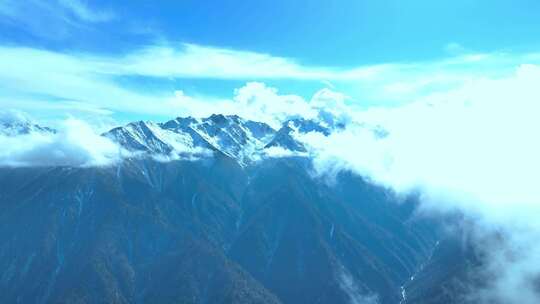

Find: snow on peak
0;110;55;136
105;114;279;164
104;114;341;164
104;120;210;158
190;114;276;162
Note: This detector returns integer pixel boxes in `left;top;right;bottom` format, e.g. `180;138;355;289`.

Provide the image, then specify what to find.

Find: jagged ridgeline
102;114;337;164
0;114;469;304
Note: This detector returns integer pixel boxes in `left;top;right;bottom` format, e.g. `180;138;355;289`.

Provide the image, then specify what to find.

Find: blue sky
1;0;540;124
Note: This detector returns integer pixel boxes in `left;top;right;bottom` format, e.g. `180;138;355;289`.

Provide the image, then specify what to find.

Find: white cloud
261;146;307;158
0;118;126;167
444;42;467;54
58;0;115;23
0;0;114;41
232;82;317;128
0;109;32;125
310;88;352;126
299;64;540;304
0;46;178;120
1;42;539;122
116;44;335;80
308;65;540;219
167;82;318;129
168;82;363;131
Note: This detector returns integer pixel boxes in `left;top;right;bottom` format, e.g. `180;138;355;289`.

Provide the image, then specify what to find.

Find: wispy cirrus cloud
0;0;115;40
57;0;115;23
2;42;540;121
0;0;115;24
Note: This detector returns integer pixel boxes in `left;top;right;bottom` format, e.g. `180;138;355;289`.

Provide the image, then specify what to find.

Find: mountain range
0;114;478;304
103;114;331;164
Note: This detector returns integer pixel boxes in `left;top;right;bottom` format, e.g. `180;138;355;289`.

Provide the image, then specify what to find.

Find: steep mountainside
0;157;279;304
0;114;454;304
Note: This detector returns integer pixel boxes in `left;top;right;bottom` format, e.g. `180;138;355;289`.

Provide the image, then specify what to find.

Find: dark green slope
0;156;441;304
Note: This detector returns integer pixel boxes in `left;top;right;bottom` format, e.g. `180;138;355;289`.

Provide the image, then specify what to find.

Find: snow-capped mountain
0;112;465;304
105;120;202;155
174;114;276;161
105;114;331;164
0;120;55;136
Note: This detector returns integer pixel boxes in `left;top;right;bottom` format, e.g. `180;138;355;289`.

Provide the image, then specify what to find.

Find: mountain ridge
102;114;334;165
0;113;470;304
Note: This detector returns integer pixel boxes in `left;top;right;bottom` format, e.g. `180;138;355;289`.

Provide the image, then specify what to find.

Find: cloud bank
160;62;540;303
305;64;540;223
0;118;124;167
296;64;540;304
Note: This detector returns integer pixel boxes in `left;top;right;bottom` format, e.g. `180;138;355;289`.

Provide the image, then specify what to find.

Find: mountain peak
104;114;338;164
0;111;56;136
106;114;279;163
204;114;245;126
208;113;229;124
